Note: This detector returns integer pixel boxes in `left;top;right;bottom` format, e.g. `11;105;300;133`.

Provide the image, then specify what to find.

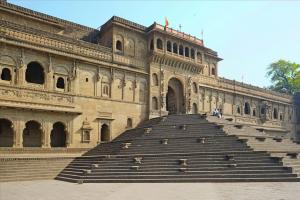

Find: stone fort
0;0;298;150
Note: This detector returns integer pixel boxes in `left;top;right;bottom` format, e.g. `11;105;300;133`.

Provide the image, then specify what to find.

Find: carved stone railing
0;20;112;62
150;51;204;74
198;75;292;104
0;84;76;110
235;116;258;125
113;53;146;69
219;77;291;103
153;23;204;47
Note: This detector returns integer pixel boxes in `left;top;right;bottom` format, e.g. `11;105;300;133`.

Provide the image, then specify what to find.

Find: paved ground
1;180;300;200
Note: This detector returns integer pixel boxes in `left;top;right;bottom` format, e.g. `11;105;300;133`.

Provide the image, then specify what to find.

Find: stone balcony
0;84;80;114
150;49;204;74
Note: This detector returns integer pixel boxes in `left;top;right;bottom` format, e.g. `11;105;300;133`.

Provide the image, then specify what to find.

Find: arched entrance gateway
166;78;185;115
50;122;67;147
0;119;14;147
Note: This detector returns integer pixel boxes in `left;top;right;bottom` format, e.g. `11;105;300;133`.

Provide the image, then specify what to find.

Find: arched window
261;107;266;115
197;52;202;63
280;113;283;121
157;38;163;50
150;39;154;50
253;109;256;117
56;77;65;89
185;47;189;57
244;102;250;115
211;67;216;76
191;49;195;59
127;118;133;128
116;40;122;51
192;82;197;93
1;68;11;81
25;62;44;84
152;73;158;86
179;45;184;55
103;85;109;96
173;43;178;53
167;41;172;52
237;106;241;114
152;97;158;110
273;108;278;119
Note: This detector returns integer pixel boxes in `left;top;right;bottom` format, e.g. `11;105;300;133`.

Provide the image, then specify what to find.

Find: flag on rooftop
165;17;169;28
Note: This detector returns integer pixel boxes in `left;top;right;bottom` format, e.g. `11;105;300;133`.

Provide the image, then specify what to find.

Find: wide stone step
64;173;297;180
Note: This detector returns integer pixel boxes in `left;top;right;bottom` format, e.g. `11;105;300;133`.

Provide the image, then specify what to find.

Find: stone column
42;122;51;148
14;120;25;148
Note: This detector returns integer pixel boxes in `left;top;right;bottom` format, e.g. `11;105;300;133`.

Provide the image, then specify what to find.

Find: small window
82;131;90;143
152;97;158;110
86;78;89;82
192;82;197;93
152;73;158;86
167;41;172;52
179;45;183;55
1;68;11;81
127;118;133;128
116;40;122;51
185;47;189;57
173;43;178;53
244;102;250;115
273;108;278;119
261;107;266;115
212;68;216;76
56;77;65;89
253;109;256;117
191;49;195;59
150;39;154;50
237;106;241;114
157;38;163;50
280;114;283;121
103;85;109;96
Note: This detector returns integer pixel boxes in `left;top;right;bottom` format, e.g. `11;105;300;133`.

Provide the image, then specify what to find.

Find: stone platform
1;180;300;200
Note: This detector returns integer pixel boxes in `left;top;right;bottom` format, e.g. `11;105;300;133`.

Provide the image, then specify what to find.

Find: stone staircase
56;114;299;183
0;148;87;182
206;115;300;178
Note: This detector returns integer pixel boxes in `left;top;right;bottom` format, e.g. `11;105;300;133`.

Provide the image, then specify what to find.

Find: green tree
266;60;300;95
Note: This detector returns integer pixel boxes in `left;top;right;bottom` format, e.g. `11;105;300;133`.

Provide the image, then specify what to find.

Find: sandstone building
0;1;298;149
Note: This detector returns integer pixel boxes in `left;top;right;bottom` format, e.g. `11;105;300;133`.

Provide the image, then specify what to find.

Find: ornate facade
0;1;297;149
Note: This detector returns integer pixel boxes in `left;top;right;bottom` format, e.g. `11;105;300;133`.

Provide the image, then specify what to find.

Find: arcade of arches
0;119;68;148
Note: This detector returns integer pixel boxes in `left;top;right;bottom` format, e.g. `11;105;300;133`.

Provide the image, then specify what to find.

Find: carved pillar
11;121;17;148
95;67;101;97
66;130;71;148
16;49;26;86
15;120;25;148
69;60;78;94
45;54;54;91
121;73;126;100
110;68;114;99
42;122;51;148
133;77;137;102
187;76;192;113
159;69;166;113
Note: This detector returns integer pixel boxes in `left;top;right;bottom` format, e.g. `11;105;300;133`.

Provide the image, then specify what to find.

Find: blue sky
8;0;300;88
